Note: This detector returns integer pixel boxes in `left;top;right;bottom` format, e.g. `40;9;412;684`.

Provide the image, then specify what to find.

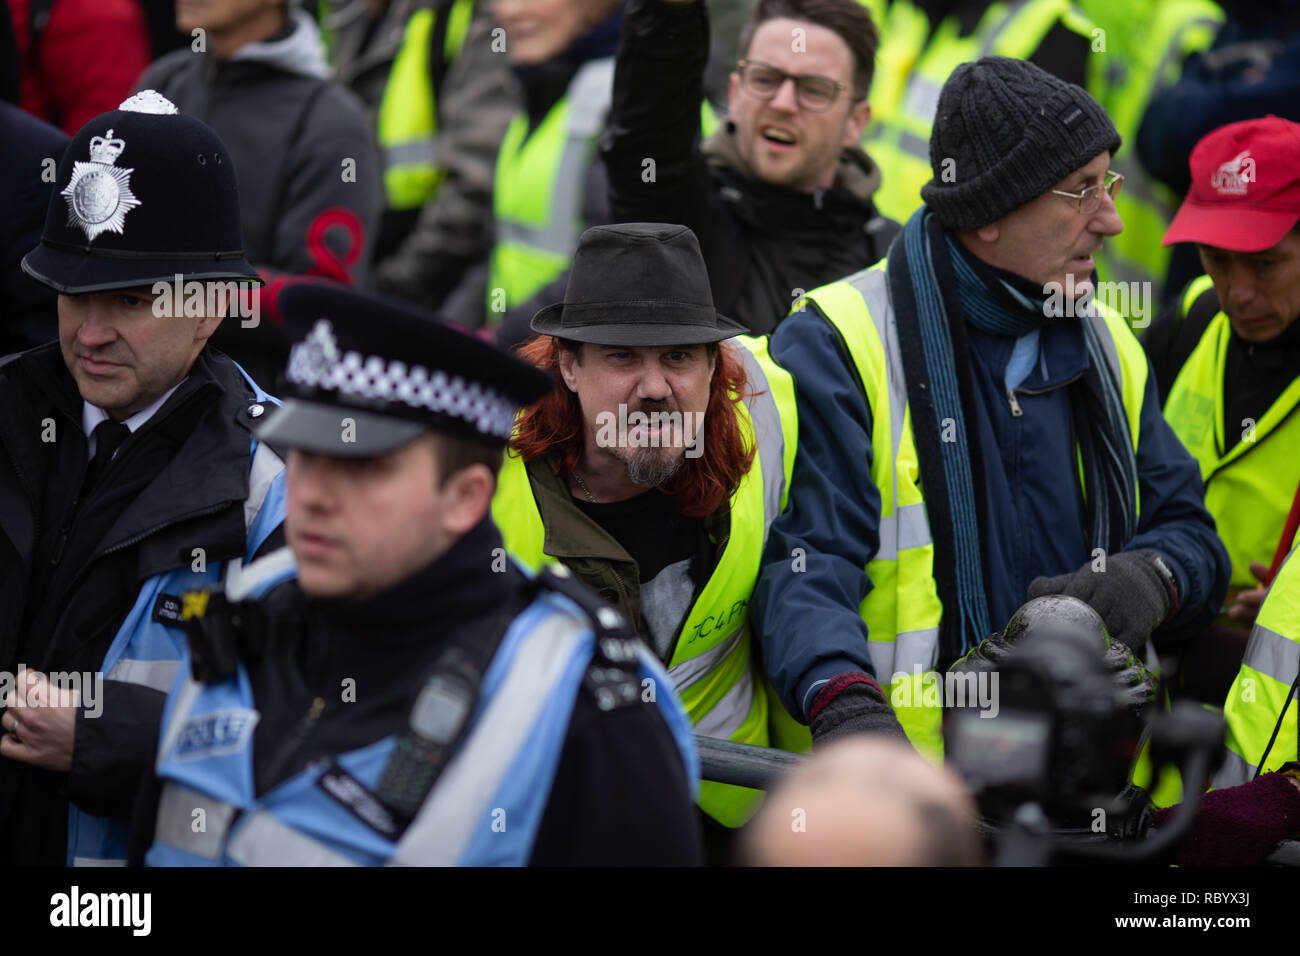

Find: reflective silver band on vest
875;501;931;561
226;810;359;867
868;626;942;681
1211;746;1257;790
154;782;240;860
729;341;789;553
497;57;613;257
1240;622;1299;687
389;609;590;865
692;665;755;739
384;138;439;170
245;440;284;534
223;546;296;602
105;659;179;693
668;628;744;693
844;269;936;568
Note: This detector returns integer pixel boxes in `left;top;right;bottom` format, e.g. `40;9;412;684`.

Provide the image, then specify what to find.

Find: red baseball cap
1163;116;1300;252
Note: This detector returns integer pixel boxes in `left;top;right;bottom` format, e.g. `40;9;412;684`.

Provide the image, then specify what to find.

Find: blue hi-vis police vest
144;558;699;867
67;369;286;867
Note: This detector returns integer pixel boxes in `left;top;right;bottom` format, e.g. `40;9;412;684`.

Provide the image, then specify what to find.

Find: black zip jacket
127;518;702;866
0;343;284;865
600;0;900;334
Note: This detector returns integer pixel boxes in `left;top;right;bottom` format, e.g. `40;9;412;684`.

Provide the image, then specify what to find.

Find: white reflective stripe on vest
497;57;613;256
244;440;285;533
388;610;589;865
1212;747;1257;790
105;659;179;693
224;546;296;602
154;782;239;860
668;627;743;693
384;138;439;170
868;626;941;680
70;856;126;866
846;269;936;560
1241;622;1300;686
226;810;360;867
875;501;931;562
730;341;789;546
692;664;755;739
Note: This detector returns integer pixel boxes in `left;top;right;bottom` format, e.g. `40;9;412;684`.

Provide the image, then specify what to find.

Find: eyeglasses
735;60;857;112
1050;170;1124;214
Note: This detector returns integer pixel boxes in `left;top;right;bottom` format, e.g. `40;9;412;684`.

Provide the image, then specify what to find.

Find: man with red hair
493;222;804;858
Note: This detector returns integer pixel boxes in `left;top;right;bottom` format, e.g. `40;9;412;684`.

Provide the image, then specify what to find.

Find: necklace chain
572;470;598;503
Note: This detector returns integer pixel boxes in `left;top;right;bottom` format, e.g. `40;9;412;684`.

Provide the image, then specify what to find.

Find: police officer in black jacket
0;92;285;866
129;282;702;866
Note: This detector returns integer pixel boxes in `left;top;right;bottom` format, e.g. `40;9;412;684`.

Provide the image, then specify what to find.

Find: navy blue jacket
752;280;1230;722
1;101;66;356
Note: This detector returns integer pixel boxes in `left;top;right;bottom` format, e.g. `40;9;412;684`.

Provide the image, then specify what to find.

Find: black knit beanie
920;56;1122;231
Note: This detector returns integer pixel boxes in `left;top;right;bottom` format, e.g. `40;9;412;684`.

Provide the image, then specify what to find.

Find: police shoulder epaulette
535;564;643;712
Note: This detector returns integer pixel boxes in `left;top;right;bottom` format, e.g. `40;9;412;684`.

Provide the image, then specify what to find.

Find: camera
944;596;1224;865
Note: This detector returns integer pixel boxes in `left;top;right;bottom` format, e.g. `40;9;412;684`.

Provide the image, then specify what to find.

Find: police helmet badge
60;128;141;242
57;92;181;243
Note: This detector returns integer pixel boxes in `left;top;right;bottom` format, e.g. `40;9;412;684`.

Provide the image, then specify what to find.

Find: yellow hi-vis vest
862;0;1095;225
1079;0;1223;297
803;259;1149;761
1215;544;1300;788
860;0;933;131
1163;275;1300;591
376;0;476;210
488;62;718;322
488;58;615;321
490;336;808;827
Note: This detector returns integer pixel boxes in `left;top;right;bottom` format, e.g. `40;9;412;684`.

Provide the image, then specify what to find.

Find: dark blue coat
752;288;1230;722
0;101;66;355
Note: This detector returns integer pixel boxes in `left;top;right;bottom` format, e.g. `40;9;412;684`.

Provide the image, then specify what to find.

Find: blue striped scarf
887;208;1139;659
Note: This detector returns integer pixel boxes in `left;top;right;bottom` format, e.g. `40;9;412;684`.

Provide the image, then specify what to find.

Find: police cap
253;282;552;457
22;91;261;295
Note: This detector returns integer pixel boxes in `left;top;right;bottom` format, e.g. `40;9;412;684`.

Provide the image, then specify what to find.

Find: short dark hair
430;431;504;489
738;0;880;98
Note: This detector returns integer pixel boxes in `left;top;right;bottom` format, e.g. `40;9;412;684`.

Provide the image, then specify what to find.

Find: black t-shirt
1223;317;1300;447
574;489;709;658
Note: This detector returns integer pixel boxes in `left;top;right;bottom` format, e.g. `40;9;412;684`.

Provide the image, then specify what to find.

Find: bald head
744;737;983;866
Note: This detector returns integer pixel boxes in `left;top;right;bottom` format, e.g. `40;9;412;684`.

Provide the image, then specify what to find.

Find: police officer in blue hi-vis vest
130;281;703;866
0;91;285;867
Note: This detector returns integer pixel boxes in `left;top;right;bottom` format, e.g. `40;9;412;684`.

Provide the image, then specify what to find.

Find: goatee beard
625;448;684;487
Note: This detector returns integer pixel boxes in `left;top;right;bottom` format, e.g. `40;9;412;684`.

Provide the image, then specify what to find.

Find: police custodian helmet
21;91;262;294
253;282;552;456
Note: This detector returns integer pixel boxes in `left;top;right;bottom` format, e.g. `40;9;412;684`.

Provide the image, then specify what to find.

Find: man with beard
493;222;809;859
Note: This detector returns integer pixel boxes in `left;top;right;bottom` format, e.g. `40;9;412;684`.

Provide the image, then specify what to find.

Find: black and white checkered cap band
286;319;517;439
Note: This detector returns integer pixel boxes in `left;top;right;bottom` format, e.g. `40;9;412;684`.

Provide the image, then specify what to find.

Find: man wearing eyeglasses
601;0;899;334
751;56;1228;759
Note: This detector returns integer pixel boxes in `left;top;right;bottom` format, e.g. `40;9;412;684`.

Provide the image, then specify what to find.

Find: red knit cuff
809;672;884;722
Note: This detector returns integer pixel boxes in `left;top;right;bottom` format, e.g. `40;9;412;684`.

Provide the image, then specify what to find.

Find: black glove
1027;549;1177;651
1100;639;1161;712
950;631;1014;674
953;599;1159;714
809;673;909;748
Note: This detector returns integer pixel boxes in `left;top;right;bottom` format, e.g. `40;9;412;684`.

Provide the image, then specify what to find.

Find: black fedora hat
529;223;748;345
21;91;262;295
254;282;551;457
